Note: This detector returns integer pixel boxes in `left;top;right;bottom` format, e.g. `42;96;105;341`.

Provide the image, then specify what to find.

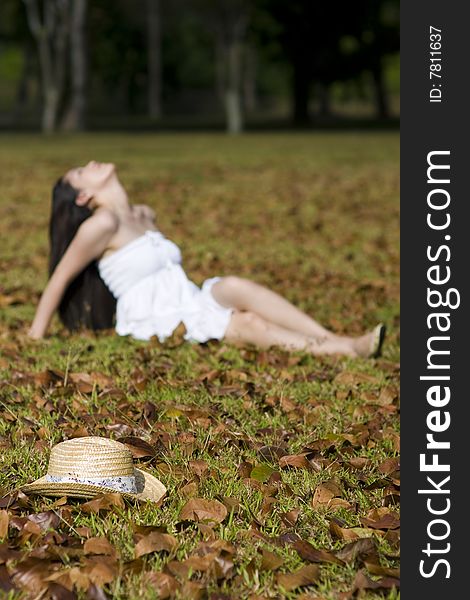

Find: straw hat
21;436;166;503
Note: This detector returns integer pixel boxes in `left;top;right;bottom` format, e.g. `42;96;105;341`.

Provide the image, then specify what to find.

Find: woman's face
65;161;116;194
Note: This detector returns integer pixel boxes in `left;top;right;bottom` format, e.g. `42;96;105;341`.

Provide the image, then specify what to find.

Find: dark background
0;0;399;133
401;0;468;596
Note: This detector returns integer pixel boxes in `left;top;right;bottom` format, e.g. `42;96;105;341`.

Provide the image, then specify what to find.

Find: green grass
0;132;399;599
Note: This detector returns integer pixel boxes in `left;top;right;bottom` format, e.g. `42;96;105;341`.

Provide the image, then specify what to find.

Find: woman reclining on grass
28;161;385;358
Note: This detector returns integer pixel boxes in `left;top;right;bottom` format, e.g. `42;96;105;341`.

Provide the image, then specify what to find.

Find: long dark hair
49;178;116;331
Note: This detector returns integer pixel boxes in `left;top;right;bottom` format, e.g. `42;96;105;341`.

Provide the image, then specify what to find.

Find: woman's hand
27;325;45;340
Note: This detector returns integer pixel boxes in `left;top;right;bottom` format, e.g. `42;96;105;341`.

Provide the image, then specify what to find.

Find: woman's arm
28;211;118;339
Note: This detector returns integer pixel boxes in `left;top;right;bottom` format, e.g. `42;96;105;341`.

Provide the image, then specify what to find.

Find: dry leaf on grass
167;554;216;577
179;498;227;524
376;386;398;405
378;457;400;475
0;564;14;593
45;567;89;592
279;454;313;470
83;537;116;557
329;520;382;541
117;436;156;458
257;445;287;463
83;557;118;587
352;569;400;593
47;581;77;599
87;583;110;600
364;560;400;578
276;564;319;591
280;508;300;527
360;508;400;530
0;510;9;538
259;549;284;571
188;460;209;478
142;572;179;599
179;481;199;498
11;557;51;593
293;540;344;565
334;371;380;386
134;532;177;558
335;538;378;564
311;479;342;509
80;494;125;514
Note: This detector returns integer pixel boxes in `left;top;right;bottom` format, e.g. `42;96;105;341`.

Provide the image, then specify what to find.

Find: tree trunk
12;42;35;123
43;87;60;132
147;0;162;119
292;59;311;126
62;0;87;131
23;0;70;133
215;33;225;107
243;43;257;114
318;83;331;117
225;39;243;133
371;60;389;119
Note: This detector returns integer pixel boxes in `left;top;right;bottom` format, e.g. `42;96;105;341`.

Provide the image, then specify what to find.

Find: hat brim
20;467;166;504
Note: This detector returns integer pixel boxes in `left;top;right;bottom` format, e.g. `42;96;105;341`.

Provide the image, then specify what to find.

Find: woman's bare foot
353;324;386;358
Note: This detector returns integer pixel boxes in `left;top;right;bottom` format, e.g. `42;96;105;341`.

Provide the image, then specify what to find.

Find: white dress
97;230;233;343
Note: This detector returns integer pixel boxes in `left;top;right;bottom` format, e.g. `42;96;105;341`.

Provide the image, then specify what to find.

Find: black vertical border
401;1;469;596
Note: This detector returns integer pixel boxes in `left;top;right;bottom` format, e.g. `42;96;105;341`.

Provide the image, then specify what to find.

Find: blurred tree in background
0;0;399;133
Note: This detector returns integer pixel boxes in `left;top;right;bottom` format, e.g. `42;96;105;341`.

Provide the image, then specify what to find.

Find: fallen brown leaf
279;454;313;470
0;510;8;539
180;481;199;498
188;460;209;478
311;479;342;509
360;508;400;530
45;567;87;592
167;553;216;577
259;549;284;571
84;556;118;587
335;538;378;564
83;537;116;557
68;372;114;391
276;564;319;591
378;457;400;475
376;386;398;406
118;436;156;458
351;569;400;593
179;498;227;524
81;493;125;514
0;564;14;593
293;540;344;565
47;582;77;600
365;560;400;578
142;572;179;599
11;557;51;593
134;532;177;558
329;520;381;541
257;445;287;463
86;583;109;600
334;371;380;386
280;508;300;527
345;457;371;470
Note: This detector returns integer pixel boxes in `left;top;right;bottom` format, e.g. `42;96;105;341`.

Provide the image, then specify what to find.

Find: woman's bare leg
212;276;339;340
224;311;358;357
212;277;383;357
